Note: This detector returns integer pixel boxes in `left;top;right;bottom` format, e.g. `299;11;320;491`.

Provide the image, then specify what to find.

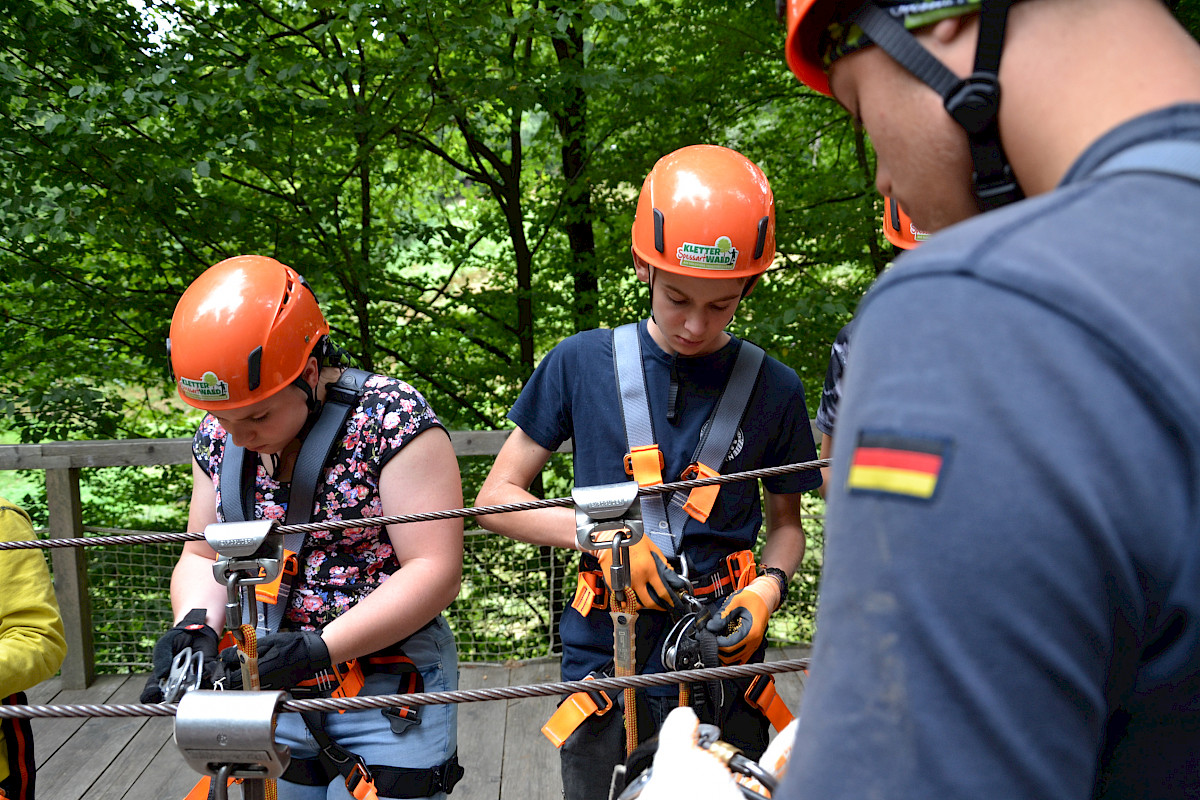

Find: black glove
212;631;332;690
140;609;220;703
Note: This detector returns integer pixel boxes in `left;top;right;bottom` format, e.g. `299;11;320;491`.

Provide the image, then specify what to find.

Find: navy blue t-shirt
509;319;820;684
782;105;1200;800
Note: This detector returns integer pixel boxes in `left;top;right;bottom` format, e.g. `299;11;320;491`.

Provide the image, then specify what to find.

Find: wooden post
46;467;95;689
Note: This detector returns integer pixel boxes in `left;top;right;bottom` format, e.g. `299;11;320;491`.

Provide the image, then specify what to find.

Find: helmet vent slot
247;346;263;391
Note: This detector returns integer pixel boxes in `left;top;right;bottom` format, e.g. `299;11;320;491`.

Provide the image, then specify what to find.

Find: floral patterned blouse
192;373;444;630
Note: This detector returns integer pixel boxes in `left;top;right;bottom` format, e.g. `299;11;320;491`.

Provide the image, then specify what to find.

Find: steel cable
0;658;809;720
0;458;828;550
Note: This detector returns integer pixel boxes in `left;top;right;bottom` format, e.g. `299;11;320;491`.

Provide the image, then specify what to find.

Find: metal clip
161;646;205;703
174;689;291;783
573;481;644;552
208;520;284;587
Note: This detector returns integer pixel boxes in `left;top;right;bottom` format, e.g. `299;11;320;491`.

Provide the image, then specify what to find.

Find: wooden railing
0;431;517;689
0;424;821;689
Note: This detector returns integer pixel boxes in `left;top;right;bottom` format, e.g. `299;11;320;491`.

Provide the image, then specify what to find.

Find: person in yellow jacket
0;498;66;800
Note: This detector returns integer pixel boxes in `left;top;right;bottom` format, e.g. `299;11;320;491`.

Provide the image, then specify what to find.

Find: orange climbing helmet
882;195;930;250
784;0;846;97
169;255;329;412
631;144;776;280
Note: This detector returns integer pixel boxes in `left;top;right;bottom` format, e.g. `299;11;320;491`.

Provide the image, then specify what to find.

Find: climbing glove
212;630;332;691
595;535;691;614
140;608;220;703
705;576;781;665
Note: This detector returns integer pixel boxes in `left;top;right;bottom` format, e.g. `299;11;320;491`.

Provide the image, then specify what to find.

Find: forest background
3;0;1198;668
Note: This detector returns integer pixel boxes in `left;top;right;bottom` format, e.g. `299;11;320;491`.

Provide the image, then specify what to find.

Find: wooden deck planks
499;659;563;800
37;675;153;800
456;663;510;800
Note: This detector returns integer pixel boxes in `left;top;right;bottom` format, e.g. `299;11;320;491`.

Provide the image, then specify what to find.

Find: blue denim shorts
273;615;459;800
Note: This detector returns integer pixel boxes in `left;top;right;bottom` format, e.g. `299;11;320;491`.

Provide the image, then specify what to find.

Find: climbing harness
548;480;795;756
214;367;464;798
613;323;765;558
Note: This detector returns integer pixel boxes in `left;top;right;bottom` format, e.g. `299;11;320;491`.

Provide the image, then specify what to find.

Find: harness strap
571;550;757;616
540;672;615;748
668;341;763;527
613;323;674;555
283;712;465;798
217;441;257;523
222;368;371;635
744;674;795;733
612;324;765;556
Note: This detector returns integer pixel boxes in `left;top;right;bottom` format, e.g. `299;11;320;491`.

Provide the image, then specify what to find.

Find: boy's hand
595;536;690;614
705;576;781;664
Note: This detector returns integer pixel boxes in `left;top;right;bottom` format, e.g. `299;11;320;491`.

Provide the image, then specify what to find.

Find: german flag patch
846;431;950;500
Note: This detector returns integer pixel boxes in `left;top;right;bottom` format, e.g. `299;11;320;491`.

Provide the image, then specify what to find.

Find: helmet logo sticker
179;371;231;403
677;236;739;270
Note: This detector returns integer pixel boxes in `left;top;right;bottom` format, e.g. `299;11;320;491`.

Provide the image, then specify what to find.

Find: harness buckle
382;704;422;734
679;462;721;523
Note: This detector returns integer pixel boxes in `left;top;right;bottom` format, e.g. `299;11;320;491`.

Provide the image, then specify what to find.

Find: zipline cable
0;658;810;720
0;458;829;551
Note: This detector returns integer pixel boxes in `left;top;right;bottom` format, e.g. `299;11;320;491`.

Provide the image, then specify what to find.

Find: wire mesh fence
75;504;824;672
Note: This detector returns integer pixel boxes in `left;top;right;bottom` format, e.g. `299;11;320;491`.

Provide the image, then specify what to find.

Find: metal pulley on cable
174;689;291;800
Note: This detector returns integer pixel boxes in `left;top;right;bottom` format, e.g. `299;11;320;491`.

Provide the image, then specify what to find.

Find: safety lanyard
611;323;764;558
218;368;371;635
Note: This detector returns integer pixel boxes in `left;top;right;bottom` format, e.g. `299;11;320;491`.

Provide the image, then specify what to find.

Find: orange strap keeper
744;674;794;733
255;549;299;605
624;444;665;487
541;677;615;748
570;570;608;616
680;462;721;523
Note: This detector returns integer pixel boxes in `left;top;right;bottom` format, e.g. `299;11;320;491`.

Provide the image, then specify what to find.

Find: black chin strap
852;0;1024;211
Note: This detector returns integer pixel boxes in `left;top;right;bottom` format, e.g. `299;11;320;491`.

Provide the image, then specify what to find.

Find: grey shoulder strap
612;323;676;556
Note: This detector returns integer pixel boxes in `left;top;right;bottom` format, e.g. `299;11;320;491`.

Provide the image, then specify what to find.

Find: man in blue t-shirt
773;1;1200;799
476;144;821;800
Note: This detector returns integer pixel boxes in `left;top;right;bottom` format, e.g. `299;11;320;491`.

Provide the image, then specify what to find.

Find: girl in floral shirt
148;255;464;799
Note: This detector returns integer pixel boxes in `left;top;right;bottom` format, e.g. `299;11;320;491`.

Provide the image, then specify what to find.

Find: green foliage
0;0;884;665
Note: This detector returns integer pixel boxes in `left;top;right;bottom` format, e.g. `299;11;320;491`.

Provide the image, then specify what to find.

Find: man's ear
918;10;979;69
742;274;760;298
632;249;651;284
